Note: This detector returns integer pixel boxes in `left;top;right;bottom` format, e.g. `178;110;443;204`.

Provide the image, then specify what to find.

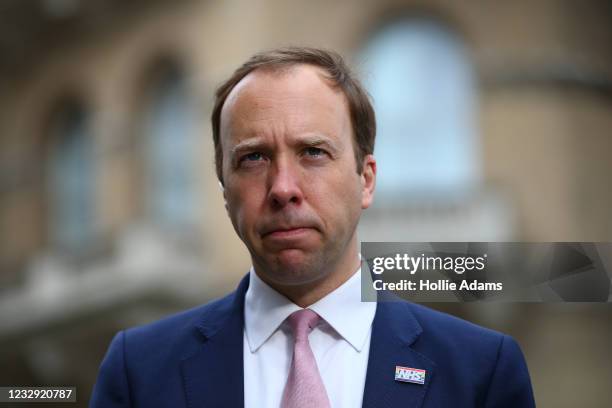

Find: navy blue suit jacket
90;274;535;407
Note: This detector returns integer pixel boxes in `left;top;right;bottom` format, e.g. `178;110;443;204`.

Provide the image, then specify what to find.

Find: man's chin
258;249;327;286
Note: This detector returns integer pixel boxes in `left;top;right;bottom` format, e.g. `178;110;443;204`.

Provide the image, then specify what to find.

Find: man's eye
242;152;264;162
237;152;266;168
304;147;325;157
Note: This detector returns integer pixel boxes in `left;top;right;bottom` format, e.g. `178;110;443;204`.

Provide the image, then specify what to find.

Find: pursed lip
261;226;316;239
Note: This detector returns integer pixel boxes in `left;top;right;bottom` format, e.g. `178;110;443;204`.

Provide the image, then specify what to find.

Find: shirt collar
244;262;376;353
244;267;301;352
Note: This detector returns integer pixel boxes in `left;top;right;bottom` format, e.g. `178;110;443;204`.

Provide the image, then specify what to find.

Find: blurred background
0;0;611;406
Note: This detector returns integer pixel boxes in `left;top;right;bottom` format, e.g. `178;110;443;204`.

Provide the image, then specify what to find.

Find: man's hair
211;46;376;184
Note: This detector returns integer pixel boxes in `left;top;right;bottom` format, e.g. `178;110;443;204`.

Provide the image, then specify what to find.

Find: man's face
220;64;375;286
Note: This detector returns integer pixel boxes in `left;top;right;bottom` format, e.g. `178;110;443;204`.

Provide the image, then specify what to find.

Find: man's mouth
260;224;319;240
264;227;312;238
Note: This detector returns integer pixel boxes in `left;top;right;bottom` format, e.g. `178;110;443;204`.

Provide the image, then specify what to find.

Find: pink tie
281;309;331;408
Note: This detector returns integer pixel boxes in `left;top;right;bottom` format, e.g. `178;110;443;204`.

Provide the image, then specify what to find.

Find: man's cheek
235;211;249;235
226;203;247;238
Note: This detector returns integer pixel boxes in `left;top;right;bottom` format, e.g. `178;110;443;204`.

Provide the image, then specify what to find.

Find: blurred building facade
0;0;611;406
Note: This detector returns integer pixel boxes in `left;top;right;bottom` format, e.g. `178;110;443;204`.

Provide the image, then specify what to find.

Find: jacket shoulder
123;290;237;358
401;301;511;365
90;290;242;407
408;301;504;341
403;302;534;406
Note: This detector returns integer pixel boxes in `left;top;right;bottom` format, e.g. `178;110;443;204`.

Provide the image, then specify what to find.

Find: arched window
142;63;199;229
360;19;480;198
46;102;95;250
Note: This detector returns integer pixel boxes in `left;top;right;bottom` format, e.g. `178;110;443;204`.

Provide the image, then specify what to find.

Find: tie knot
287;309;320;341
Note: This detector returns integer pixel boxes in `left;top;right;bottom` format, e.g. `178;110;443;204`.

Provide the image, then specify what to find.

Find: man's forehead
219;64;349;143
227;63;334;100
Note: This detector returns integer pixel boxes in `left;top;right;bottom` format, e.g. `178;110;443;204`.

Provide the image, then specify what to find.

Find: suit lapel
179;275;436;408
362;301;436;408
180;275;250;408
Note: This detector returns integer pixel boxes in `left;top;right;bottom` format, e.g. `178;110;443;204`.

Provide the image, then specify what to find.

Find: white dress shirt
243;265;377;408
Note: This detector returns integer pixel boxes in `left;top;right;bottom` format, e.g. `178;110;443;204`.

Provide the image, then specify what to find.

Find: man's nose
267;159;303;209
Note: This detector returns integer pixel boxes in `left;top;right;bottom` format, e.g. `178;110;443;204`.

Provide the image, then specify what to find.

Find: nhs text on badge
395;366;426;385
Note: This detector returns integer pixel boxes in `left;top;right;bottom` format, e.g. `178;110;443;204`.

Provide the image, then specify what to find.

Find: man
91;47;535;407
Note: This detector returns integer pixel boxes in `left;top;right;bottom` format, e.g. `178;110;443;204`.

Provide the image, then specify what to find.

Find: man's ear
360;154;376;209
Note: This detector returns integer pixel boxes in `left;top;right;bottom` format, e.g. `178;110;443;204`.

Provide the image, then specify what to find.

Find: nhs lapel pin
395;365;426;385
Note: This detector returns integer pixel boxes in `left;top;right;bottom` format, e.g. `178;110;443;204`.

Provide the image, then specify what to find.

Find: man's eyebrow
230;138;267;157
231;135;340;155
299;135;340;153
